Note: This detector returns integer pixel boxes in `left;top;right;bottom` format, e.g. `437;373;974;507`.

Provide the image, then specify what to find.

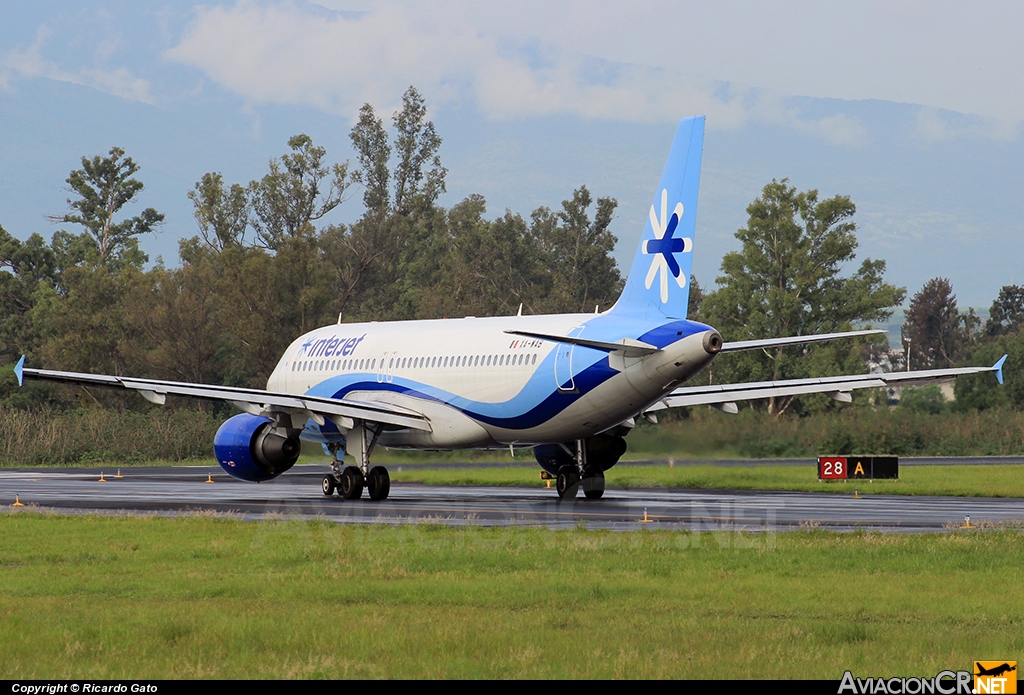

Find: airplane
14;116;1007;501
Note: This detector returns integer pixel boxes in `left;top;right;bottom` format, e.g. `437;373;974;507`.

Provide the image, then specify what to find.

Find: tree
53;147;164;263
687;275;704;320
0;225;58;363
985;285;1024;337
901;278;963;369
702;179;904;415
340;87;450;320
248;134;351;249
350;104;391;217
392;86;446;215
187;173;249;251
533;186;622;312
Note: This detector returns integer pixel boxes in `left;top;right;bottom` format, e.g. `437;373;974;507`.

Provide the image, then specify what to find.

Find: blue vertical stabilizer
610;116;705;320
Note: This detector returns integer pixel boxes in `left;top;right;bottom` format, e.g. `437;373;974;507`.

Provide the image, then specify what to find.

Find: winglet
993;354;1007;385
14;355;25;387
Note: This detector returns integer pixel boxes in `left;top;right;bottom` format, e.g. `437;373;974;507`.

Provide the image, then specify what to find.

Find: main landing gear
555;439;605;501
320;421;391;501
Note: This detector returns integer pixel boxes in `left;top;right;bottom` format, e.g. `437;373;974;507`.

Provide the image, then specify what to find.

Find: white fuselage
266;311;719;450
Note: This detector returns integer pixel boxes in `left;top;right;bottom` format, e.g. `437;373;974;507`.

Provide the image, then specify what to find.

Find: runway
3;463;1023;532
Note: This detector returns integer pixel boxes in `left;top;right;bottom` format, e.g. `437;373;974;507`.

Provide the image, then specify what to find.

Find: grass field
385;462;1024;498
0;513;1021;679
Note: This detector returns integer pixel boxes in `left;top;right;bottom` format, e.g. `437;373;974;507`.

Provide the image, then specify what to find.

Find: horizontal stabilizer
720;329;886;353
504;330;660;358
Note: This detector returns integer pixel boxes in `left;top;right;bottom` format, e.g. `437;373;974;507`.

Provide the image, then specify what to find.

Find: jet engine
214;413;301;482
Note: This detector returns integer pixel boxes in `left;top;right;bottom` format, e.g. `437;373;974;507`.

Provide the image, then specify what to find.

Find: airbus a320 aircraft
16;117;1006;501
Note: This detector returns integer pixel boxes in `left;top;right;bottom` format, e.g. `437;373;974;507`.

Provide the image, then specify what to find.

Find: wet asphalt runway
2;461;1023;532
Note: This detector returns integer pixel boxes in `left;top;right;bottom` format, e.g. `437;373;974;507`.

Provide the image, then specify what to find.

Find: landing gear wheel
366;466;391;501
582;469;605;500
556;465;580;500
322;475;336;496
338;466;365;499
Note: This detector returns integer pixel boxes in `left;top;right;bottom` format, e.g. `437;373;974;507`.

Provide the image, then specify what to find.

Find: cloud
162;1;885;147
913;107;1019;142
0;28;155;104
164;1;753;126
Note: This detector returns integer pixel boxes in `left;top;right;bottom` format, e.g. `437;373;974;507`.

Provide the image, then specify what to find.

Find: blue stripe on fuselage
302;316;710;432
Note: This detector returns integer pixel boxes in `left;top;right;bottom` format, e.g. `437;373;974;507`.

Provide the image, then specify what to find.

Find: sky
2;1;1023;308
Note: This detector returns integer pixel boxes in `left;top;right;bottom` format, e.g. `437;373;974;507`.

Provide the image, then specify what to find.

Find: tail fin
610;116;705;320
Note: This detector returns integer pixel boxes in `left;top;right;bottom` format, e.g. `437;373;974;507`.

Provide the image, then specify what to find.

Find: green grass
0;513;1021;678
386;463;1024;498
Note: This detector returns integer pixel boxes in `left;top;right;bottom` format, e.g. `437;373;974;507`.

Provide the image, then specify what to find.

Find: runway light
962;513;972;529
115;469;123;478
641;507;653;523
854;488;861;499
206;473;215;483
12;494;24;507
99;472;107;482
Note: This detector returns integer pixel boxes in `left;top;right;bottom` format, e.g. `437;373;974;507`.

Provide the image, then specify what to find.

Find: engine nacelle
533;434;628;476
214;414;301;482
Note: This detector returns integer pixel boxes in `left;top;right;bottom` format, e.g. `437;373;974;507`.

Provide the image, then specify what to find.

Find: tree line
1;87;1021;417
0;87;621;406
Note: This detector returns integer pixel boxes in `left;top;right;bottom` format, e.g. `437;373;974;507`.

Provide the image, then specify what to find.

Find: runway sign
818;456;899;480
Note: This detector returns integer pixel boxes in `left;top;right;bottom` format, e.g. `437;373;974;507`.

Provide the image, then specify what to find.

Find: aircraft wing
13;357;431;432
652;356;1007;413
720;329;886;353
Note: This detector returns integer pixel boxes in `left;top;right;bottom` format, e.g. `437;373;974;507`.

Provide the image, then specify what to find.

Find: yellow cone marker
206;473;214;483
99;472;107;482
12;495;24;507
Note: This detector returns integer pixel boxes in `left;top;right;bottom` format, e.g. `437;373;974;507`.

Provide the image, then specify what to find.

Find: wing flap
663;358;1007;408
21;366;432;432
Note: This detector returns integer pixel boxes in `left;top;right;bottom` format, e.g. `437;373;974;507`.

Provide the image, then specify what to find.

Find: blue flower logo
643;189;692;303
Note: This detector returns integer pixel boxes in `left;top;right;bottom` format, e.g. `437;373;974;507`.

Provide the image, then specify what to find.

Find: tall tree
341;88;449;320
902;277;964;369
392;86;447;215
187;173;249;251
52;147;164;264
0;226;58;363
248;134;351;249
350;103;392;217
985;285;1024;337
702;179;903;415
533;186;622;313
